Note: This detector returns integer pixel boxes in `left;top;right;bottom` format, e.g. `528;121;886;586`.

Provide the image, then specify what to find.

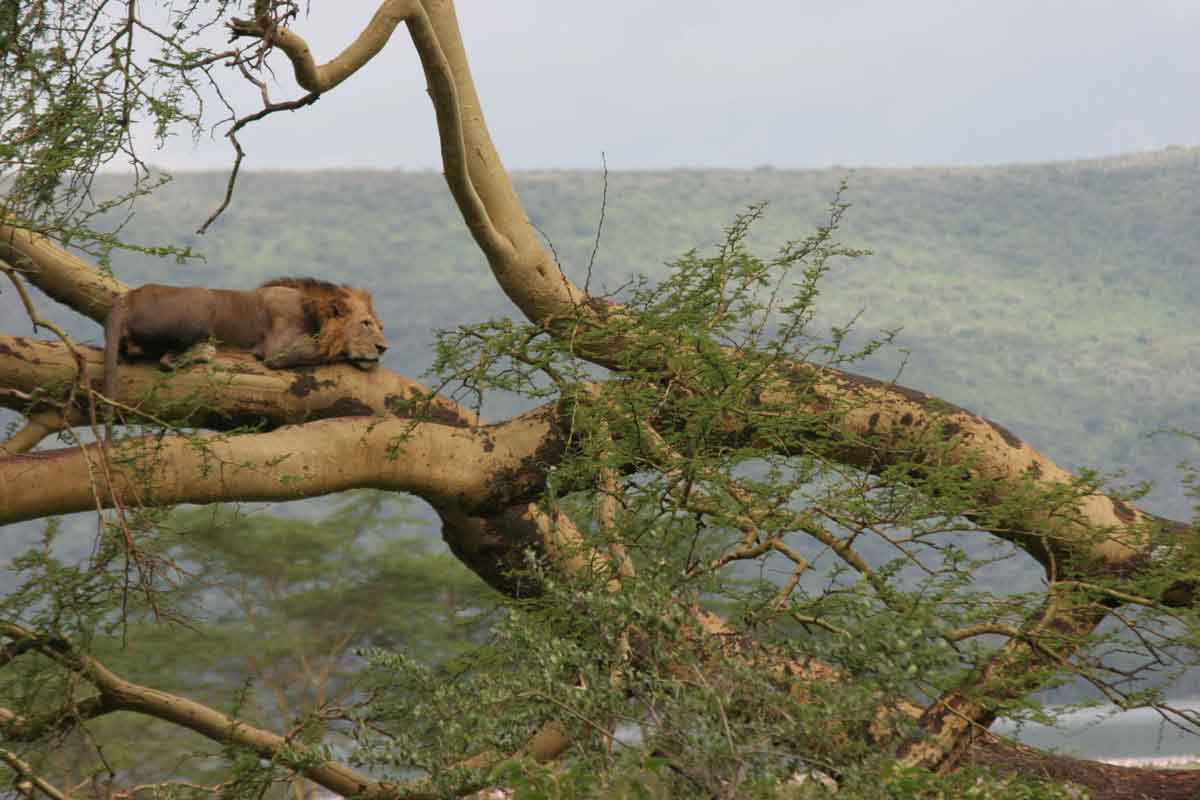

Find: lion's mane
258;277;384;362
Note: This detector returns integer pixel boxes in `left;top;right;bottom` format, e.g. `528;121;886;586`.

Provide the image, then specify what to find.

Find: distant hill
4;148;1198;519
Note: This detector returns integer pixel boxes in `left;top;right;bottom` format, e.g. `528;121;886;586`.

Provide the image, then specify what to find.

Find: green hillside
7;148;1198;517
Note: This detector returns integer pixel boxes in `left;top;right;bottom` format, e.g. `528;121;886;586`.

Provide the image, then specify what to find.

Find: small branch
0;748;71;800
943;623;1024;643
770;540;814;608
0;695;115;742
0;259;112;483
526;693;625;752
896;591;1107;772
229;2;411;94
587;393;635;586
583;153;609;294
0;259;88;374
1053;580;1165;609
785;611;849;637
0;410;78;455
197;89;319;234
0;623;399;800
199;3;413;231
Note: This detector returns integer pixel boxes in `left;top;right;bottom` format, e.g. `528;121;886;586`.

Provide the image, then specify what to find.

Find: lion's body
102;277;388;405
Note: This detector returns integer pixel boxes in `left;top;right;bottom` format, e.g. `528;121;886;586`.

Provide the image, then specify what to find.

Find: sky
140;1;1200;172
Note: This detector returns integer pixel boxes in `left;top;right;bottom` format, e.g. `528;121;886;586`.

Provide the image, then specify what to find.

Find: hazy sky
143;1;1200;171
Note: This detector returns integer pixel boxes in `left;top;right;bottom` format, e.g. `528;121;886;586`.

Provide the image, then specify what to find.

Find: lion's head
264;278;389;369
319;286;389;369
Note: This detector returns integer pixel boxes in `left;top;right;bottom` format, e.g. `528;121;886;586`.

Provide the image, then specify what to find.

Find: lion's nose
376;343;389;355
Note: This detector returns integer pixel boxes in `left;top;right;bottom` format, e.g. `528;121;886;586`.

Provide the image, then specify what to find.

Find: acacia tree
1;2;1198;798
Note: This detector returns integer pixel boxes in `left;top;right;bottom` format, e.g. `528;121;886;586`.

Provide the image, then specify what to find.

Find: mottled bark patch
839;370;1025;450
440;506;544;597
478;414;568;513
386;393;470;427
1110;497;1137;524
840;370;932;405
985;419;1022;448
286;372;335;397
311;397;374;419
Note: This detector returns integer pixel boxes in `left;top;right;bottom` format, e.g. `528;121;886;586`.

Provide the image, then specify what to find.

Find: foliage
0;1;316;261
0;492;496;792
345;202;1193;796
0;0;219;260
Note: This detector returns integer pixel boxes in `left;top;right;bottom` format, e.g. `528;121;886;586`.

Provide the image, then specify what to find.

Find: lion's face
320;289;389;369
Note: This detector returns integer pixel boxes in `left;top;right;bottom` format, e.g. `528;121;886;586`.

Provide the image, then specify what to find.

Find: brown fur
258;277;386;362
102;277;388;408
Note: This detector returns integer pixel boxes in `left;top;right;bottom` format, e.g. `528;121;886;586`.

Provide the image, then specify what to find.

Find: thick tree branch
0;412;558;527
405;2;514;261
0;227;473;431
414;2;598;329
324;4;1193;601
0;335;473;431
0;224;125;323
757;368;1192;589
402;6;1191;607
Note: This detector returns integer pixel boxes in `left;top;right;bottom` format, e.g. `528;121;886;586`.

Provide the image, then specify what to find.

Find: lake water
996;701;1200;763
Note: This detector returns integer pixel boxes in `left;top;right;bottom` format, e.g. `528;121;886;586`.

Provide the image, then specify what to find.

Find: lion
102;276;389;406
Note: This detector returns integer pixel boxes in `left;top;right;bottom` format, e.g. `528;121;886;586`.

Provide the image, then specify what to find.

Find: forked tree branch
230;1;412;95
0;695;114;742
897;591;1109;771
0;748;70;800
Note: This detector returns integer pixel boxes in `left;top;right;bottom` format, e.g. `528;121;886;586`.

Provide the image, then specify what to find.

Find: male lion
102;276;388;404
